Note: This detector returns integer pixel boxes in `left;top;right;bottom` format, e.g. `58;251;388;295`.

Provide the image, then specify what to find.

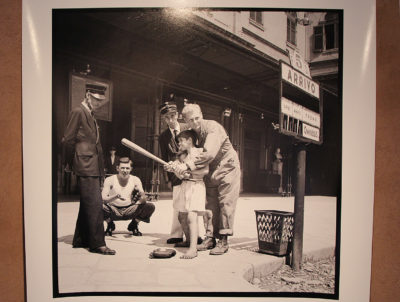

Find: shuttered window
314;22;338;52
314;26;323;51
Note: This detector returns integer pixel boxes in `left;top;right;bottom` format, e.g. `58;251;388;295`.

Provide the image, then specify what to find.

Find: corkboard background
0;0;398;301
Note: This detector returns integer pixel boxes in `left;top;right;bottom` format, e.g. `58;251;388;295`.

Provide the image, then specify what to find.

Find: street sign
279;61;323;145
281;62;319;98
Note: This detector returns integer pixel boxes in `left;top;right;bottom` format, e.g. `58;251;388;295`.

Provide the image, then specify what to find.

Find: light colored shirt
176;147;209;180
102;175;144;207
187;120;238;170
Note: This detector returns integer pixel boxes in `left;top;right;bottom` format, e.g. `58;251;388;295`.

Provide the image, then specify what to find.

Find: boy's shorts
173;180;206;212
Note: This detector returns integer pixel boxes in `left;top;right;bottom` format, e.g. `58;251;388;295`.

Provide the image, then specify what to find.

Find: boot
197;237;216;251
127;220;142;236
105;221;115;236
209;238;229;255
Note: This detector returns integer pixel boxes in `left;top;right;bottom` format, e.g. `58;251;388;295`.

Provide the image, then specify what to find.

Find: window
314;15;339;52
286;12;297;46
287;18;297;45
249;11;263;26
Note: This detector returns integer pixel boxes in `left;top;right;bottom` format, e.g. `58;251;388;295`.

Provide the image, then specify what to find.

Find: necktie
91;112;99;144
174;129;179;143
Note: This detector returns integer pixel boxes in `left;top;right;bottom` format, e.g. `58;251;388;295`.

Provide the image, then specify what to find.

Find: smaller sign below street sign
302;123;320;142
280;96;321;143
281;97;320;128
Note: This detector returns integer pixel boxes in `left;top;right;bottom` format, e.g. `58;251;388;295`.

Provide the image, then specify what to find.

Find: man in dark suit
62;83;116;255
104;146;120;175
158;101;186;244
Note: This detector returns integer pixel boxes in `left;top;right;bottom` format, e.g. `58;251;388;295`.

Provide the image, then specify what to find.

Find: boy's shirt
175;147;209;180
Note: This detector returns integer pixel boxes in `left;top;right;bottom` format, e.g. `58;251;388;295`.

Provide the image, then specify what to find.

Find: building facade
54;9;341;196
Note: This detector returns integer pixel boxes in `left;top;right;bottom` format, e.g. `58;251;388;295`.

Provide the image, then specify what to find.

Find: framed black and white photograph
22;1;376;301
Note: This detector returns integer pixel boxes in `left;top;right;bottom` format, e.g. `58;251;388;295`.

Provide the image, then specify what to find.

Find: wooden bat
121;138;168;165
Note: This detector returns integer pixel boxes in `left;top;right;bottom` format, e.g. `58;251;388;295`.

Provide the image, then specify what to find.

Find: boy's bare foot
174;241;190;248
180;249;198;259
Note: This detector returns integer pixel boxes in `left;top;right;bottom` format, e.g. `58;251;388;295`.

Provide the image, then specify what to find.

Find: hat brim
160;107;177;115
90;93;106;100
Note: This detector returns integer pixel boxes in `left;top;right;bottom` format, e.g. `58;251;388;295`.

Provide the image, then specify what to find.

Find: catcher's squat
102;157;155;236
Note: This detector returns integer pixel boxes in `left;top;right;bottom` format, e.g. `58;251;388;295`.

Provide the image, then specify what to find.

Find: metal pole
292;144;306;271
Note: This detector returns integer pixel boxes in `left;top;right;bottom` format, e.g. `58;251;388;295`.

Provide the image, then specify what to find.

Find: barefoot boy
165;130;212;259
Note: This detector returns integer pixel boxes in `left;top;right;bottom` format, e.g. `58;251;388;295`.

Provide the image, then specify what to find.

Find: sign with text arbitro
279;61;323;144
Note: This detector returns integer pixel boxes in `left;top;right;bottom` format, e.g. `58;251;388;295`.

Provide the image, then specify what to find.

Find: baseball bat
121;138;168;165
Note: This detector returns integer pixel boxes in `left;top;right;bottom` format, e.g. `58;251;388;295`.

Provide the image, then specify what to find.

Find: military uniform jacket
159;122;188;186
62;104;105;177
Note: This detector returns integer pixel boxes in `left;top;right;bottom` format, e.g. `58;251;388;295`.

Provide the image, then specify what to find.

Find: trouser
73;176;106;249
103;202;155;223
170;185;184;238
204;156;241;239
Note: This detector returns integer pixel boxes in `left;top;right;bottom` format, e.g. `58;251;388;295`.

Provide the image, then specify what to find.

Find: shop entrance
242;129;262;192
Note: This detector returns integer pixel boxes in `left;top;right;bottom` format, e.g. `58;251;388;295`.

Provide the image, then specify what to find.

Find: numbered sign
289;49;311;77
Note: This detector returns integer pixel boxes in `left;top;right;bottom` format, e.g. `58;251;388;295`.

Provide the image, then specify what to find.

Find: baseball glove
149;248;176;259
131;189;141;203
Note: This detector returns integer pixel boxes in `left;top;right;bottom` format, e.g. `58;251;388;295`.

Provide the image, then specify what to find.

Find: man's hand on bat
173;163;188;175
163;161;173;172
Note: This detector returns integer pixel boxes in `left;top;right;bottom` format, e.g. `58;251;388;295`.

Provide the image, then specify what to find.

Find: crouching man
102;157;155;236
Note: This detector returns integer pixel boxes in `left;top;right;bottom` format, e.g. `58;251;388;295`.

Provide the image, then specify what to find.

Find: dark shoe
89;246;116;255
105;221;115;236
197;237;216;251
209;240;229;255
128;221;142;236
166;237;183;244
174;241;190;248
175;237;203;247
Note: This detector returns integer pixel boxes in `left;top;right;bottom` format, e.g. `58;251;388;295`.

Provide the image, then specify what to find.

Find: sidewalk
56;194;337;294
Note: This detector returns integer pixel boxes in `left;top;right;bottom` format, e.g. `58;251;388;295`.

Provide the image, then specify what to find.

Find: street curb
242;246;336;283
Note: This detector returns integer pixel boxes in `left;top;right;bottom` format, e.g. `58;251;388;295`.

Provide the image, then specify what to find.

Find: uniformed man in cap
62;83;116;255
158;101;186;244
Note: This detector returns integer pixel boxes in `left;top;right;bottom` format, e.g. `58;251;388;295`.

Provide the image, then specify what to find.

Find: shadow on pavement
228;236;260;252
58;234;73;245
145;233;175;247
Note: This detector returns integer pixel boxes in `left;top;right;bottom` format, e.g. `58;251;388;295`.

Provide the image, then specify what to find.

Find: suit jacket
62;104;105;177
159;122;188;186
105;155;120;174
